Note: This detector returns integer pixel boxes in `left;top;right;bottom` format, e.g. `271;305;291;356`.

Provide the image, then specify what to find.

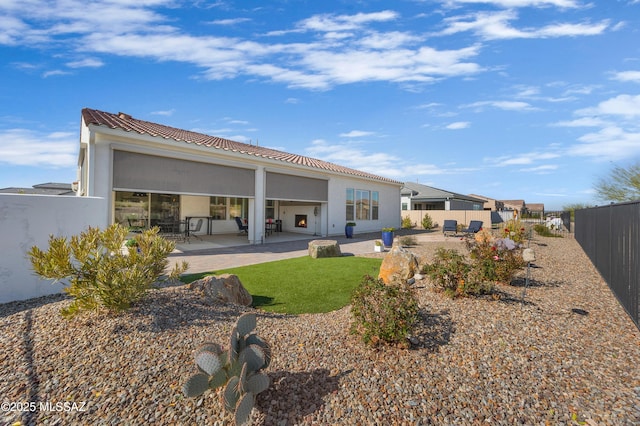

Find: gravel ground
1;235;639;425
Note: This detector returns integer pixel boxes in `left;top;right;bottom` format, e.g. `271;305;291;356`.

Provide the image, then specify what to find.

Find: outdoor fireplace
295;214;307;228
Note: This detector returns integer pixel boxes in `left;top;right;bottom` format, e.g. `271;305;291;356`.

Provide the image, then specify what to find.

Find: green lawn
180;256;382;314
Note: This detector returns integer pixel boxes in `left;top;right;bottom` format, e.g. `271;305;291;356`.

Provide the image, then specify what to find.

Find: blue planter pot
345;225;354;238
381;231;394;247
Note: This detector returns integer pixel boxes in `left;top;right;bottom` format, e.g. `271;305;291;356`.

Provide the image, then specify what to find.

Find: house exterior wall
401;210;493;230
79;124;401;243
327;175;400;235
0;194;107;303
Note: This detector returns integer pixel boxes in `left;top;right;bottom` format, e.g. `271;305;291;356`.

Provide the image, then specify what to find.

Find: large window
356;189;370;220
229;197;249;219
150;193;180;224
210;196;227;220
346;188;354;221
346;188;379;221
114;192;179;228
371;191;379;220
114;191;148;227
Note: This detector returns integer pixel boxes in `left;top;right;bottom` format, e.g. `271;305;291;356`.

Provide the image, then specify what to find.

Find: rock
522;248;536;263
189;274;253;306
308;240;342;258
378;242;419;285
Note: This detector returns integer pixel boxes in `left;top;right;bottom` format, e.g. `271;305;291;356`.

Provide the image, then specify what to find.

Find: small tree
28;224;188;317
421;213;434;230
594;161;640;203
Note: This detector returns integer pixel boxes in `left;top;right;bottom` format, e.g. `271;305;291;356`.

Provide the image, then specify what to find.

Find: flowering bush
502;218;529;243
466;229;525;284
422;229;526;298
350;275;419;347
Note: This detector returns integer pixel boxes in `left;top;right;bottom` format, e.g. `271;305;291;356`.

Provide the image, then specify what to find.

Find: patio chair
442;220;457;236
235;217;248;235
188;218;204;242
461;220;483;235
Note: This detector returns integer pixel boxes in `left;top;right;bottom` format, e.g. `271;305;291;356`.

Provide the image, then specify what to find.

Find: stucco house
401;182;485;211
76;108;402;244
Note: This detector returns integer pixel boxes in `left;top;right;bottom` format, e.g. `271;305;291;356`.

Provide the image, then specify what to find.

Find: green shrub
534;224;563;237
401;215;414;229
350;275;419;348
501;218;528;243
28;224;188;317
399;235;418;246
421;214;434;230
466;231;525;285
183;313;271;426
422;248;475;298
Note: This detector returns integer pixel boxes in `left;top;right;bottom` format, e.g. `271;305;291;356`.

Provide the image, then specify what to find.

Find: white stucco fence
0;194;107;304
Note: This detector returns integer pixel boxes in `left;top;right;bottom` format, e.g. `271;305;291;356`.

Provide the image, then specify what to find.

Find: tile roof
82;108;401;185
401;182;485;203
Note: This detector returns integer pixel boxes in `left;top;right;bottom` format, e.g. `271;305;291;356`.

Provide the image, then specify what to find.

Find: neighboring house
76;108;402;243
401;182;485;211
0;182;74;195
500;199;526;216
468;194;504;211
526;203;545;217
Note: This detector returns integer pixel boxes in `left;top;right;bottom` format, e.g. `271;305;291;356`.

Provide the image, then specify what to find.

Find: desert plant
422;248;474;298
399;235;418;246
350;275;419;347
28;224;188;317
534;224;563;238
183;313;271;425
466;230;525;285
502;218;528;243
421;214;434;230
401;215;414;229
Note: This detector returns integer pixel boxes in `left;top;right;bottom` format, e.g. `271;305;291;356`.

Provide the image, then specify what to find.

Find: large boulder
189;274;253;306
308;240;342;258
378;241;419;285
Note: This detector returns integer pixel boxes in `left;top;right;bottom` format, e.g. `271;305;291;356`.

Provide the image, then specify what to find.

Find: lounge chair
187;218;204;242
235;217;248;235
442;220;457;236
461;220;483;235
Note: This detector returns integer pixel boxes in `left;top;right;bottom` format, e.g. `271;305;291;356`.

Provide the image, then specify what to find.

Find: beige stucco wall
0;194;107;303
401;210;493;230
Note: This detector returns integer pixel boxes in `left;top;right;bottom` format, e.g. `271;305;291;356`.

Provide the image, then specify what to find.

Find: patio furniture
461;220;483;235
442;220;457;236
265;218;274;236
235;217;248;235
188;218;204;241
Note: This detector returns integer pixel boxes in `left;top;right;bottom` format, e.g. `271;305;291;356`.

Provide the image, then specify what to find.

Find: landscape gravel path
1;233;639;425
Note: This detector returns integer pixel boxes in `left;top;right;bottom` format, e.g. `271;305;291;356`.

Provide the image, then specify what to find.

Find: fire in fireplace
295;214;307;228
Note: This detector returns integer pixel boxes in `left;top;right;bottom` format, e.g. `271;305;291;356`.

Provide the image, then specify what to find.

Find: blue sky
1;0;639;210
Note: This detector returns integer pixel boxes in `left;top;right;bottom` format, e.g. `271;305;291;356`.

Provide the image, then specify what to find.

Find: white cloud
150;109;175;116
0;129;77;167
339;130;375;138
441;0;581;7
446;121;470;129
66;58;104;68
42;69;71;77
463;100;538;111
439;10;608;40
297;11;399;33
577;94;640;118
553;117;610;127
1;3;485;91
611;70;640;83
207;18;251;26
567;126;640;160
519;164;558;173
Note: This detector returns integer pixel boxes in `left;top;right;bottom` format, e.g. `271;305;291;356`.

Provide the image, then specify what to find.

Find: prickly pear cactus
182;313;271;426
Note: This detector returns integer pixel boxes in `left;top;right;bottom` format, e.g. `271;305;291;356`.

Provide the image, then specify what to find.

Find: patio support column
251;165;266;244
320;202;328;236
